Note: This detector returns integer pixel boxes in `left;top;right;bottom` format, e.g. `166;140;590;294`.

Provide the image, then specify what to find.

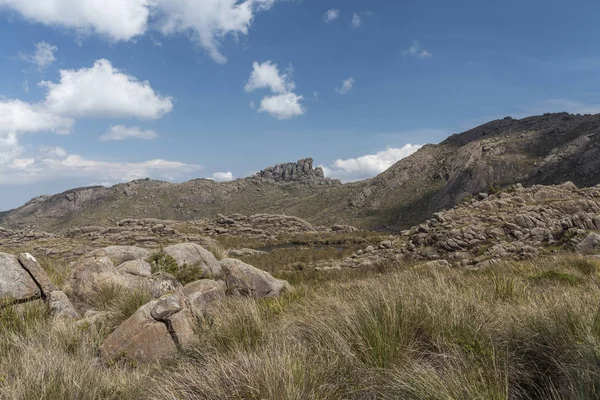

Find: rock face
17;253;58;298
220;258;291;298
0;253;41;303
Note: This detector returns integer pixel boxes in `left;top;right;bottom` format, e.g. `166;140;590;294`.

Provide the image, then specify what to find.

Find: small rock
48;291;79;319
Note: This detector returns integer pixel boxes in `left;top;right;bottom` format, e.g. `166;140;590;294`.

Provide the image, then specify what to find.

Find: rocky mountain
2;113;600;232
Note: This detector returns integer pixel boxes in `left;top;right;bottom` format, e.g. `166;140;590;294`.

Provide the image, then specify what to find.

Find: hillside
2;112;600;232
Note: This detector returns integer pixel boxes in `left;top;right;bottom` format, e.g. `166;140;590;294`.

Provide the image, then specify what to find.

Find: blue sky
1;0;600;211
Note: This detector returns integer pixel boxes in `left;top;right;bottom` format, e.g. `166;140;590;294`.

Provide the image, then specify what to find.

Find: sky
1;0;600;211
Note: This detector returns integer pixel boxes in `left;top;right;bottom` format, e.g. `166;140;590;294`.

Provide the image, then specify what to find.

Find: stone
151;294;183;321
91;246;149;266
0;253;41;303
426;260;450;268
220;258;291;298
117;260;152;277
100;298;197;364
182;280;226;315
48;291;79;319
576;233;600;255
164;243;222;278
100;300;177;364
379;240;393;249
17;253;58;298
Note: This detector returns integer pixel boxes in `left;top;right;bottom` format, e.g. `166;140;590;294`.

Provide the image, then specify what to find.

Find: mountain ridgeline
2;112;600;232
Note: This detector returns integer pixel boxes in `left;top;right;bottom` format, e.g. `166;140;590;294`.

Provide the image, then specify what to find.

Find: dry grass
2;253;600;399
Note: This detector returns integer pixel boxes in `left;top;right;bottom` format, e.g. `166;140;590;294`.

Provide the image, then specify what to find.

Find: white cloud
259;93;304;120
0;0;278;63
0;0;150;41
403;40;433;59
0;147;202;185
22;80;29;93
212;171;234;182
245;61;294;94
324;9;339;23
246;60;305;119
101;125;159;141
154;0;278;64
40;59;173;119
39;145;68;159
321;144;423;182
336;77;354;95
20;41;57;70
249;100;256;109
351;13;362;28
0;99;74;137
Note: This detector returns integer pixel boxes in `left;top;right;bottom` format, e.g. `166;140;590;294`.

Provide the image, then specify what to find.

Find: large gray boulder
0;253;41;303
576;233;600;255
164;243;222;278
220;258;291;298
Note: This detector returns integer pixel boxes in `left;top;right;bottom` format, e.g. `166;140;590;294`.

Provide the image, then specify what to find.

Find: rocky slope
325;181;600;270
2;113;600;232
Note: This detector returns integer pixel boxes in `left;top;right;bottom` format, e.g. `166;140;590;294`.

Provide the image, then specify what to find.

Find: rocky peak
256;158;339;185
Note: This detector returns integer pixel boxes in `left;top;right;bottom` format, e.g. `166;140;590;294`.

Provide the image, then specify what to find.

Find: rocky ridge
3;113;600;232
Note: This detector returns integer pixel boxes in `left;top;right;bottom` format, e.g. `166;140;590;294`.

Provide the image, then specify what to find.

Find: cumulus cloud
245;61;294;94
0;100;72;166
20;41;57;70
101;125;159;141
259;93;304;120
245;60;305;119
351;13;362;28
40;59;173;119
0;0;278;63
324;9;339;22
0;99;74;138
0;0;150;41
153;0;278;64
403;40;433;59
212;171;234;182
0;147;202;185
336;77;354;95
321;144;422;182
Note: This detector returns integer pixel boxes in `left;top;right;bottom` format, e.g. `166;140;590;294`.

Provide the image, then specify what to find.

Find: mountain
2;112;600;232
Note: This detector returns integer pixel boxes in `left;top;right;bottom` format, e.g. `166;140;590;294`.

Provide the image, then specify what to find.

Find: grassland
2;253;600;399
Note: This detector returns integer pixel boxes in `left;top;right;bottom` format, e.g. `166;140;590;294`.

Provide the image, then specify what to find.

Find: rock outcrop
255;158;339;185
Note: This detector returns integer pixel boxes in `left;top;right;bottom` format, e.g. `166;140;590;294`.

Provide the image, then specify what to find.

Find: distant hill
2;113;600;232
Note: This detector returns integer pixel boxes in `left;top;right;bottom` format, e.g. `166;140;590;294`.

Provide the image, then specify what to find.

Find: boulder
100;300;177;364
91;246;149;266
0;253;41;303
426;260;450;268
164;243;222;277
100;297;197;364
220;258;291;298
68;255;148;299
576;233;600;255
182;280;226;315
17;253;57;298
48;291;79;319
117;260;152;277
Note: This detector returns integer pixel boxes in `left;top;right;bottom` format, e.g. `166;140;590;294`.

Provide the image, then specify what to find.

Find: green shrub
148;250;179;276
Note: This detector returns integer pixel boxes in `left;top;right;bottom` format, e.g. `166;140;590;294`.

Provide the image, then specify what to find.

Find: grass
2;252;600;399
